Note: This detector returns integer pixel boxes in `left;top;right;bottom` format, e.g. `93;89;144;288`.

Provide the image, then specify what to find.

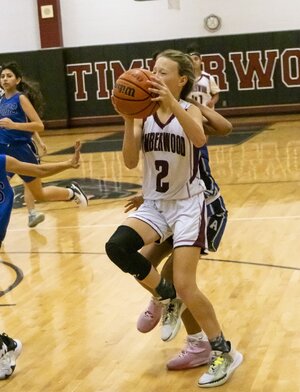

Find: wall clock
204;14;221;32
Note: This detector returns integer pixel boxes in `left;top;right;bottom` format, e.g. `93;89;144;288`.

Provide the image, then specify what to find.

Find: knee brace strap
105;225;151;280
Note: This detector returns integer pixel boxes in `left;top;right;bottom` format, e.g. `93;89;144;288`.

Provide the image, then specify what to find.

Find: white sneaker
28;211;45;228
0;333;22;380
160;298;186;342
198;347;243;388
0;339;9;380
69;182;88;207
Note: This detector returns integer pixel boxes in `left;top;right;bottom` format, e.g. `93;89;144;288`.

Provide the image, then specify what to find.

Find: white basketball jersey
189;71;220;106
142;100;205;200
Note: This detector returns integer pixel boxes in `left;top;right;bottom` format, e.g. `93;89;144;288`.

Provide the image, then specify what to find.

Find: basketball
112;68;159;118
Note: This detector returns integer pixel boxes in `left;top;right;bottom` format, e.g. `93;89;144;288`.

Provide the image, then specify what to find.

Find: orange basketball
112;69;159;119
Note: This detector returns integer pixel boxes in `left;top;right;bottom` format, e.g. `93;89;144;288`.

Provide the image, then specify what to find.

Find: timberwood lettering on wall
66;48;300;102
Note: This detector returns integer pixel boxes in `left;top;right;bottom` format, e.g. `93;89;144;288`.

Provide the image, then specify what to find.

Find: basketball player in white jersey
188;51;220;108
129;104;232;370
106;49;242;388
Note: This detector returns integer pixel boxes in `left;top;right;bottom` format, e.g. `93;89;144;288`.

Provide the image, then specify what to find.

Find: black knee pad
105;225;151;280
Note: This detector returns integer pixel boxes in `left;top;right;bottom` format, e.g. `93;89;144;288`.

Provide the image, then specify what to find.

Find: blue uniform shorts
0;141;40;183
206;195;228;252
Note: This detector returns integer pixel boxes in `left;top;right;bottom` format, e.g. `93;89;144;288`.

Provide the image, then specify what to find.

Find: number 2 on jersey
155;160;169;193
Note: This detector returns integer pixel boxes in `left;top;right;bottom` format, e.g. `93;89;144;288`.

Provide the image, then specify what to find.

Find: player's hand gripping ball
112;69;159;118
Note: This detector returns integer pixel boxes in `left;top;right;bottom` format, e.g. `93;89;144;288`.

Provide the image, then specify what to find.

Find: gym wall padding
0;30;299;128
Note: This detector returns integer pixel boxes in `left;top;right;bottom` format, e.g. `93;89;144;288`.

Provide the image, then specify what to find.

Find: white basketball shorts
128;193;207;249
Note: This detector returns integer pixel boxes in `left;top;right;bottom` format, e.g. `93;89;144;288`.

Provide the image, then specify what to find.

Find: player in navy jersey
0;141;81;379
0;62;88;233
106;49;242;388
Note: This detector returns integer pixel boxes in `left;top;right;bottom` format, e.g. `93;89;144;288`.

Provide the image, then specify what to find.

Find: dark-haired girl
0;62;87;234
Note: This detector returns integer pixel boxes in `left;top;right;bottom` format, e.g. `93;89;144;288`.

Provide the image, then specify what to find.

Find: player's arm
207;92;219;108
0;95;44;133
200;104;232;136
182;104;206;147
5;141;81;177
187;98;232;136
122;118;143;169
207;76;220;108
33;131;47;154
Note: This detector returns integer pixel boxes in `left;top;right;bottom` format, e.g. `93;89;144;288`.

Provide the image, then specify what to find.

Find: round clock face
204;14;221;32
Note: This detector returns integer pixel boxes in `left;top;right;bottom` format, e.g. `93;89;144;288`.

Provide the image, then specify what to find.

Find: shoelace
208;355;226;374
162;302;178;324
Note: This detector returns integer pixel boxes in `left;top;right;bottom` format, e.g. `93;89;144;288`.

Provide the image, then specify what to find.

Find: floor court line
1;252;299;272
6;214;300;233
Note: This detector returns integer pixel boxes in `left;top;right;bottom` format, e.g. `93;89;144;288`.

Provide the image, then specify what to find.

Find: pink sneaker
166;335;211;370
137;297;163;333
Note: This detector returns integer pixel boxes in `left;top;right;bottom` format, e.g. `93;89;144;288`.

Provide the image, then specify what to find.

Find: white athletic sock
188;331;208;341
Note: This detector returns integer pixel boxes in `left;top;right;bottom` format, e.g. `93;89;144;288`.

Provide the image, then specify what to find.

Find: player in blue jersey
1;74;44;228
106;49;242;388
0;62;88;231
0;140;82;247
0;140;81;379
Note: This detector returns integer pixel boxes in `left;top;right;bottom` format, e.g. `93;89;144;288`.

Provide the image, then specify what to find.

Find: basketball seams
139;69;152;81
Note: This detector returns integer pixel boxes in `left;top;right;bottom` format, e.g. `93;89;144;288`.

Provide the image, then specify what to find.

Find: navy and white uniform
129;100;207;249
0;92;39;183
165;144;228;253
0;155;14;244
199;144;227;252
189;71;220;107
189;72;226;251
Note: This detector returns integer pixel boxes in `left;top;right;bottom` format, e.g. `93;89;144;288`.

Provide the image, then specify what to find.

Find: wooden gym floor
0;116;299;391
